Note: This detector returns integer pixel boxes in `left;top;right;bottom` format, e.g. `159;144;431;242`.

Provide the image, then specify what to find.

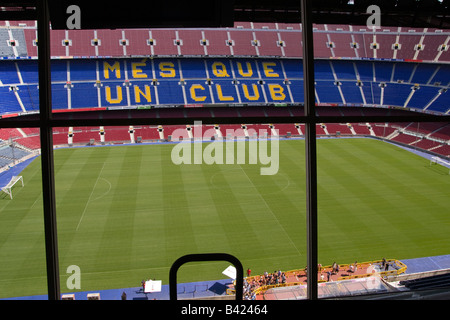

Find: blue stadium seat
374;62;394;82
407;86;441;110
331;60;357;80
0;87;23;114
360;82;376;105
21;85;39;111
158;81;187;105
340;81;364;104
281;59;303;80
52;84;69;110
429;64;450;87
370;83;383;105
180;59;208;79
71;82;100;109
0;145;29;159
392;62;415;83
289;80;304;104
383;83;413;107
17;60;38;84
315;81;342;104
410;64;439;85
16;85;38;112
354;61;374;82
314;60;335;80
70;60;98;81
50;62;69;82
427;89;450;113
0;61;21;85
0;58;448;113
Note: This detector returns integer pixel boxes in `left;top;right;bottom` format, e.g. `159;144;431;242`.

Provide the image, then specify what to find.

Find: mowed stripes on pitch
0;138;449;298
316;138;450;263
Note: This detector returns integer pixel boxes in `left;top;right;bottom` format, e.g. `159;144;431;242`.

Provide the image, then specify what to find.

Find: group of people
243;269;287;299
243;278;257;300
297;261;360;282
325;261;359;274
242;258;393;298
249;269;287;286
318;261;357;282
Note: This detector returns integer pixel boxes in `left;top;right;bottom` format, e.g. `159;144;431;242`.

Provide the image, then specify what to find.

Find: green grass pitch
0;137;449;298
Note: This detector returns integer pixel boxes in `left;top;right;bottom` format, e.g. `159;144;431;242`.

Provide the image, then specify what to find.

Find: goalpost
430;156;450;174
1;176;24;199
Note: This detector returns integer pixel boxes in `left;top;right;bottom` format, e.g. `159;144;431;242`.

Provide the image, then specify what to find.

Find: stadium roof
1;0;449;28
233;0;450;28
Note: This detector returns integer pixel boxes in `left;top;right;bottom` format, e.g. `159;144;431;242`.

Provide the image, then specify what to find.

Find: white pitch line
238;164;302;257
76;162;106;231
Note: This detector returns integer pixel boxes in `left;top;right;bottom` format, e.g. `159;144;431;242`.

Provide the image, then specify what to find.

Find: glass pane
313;9;450;299
0;18;39;115
0;127;45;299
317;121;450;299
51;124;306;300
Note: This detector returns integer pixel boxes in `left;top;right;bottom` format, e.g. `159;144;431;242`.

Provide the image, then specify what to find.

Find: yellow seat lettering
236;62;253;77
105;86;123;104
190;84;207;102
103;61;121;79
268;84;286;101
212;62;230;77
131;59;148;79
215;84;234;101
159;62;176;78
262;62;279;78
242;84;260;101
134;85;151;103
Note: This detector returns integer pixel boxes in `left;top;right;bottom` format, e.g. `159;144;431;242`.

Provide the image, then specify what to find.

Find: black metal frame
0;0;446;300
37;0;60;300
169;253;244;300
300;0;318;300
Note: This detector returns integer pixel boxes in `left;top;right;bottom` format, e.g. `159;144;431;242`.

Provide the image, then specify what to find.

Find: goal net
430;156;450;174
1;176;24;199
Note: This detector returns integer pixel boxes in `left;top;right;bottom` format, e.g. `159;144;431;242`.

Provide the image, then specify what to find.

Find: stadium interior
0;0;449;302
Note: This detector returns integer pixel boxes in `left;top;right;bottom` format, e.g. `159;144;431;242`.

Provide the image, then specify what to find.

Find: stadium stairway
400;273;450;291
